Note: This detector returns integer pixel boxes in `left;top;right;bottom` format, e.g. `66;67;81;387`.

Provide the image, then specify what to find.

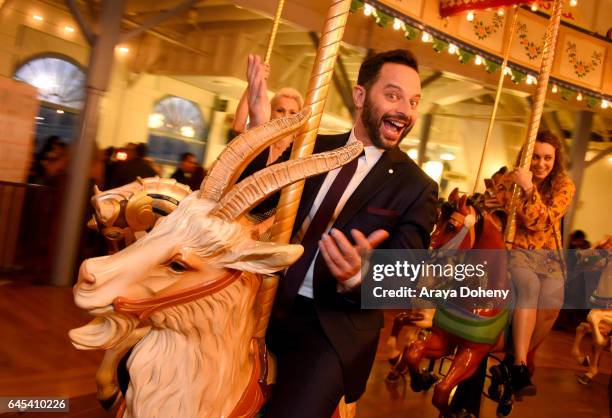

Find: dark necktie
274;155;359;317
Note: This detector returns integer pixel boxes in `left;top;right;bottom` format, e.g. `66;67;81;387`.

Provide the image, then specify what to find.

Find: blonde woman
233;54;303;165
490;131;575;396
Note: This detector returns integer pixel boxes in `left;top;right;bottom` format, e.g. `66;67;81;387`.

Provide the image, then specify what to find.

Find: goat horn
213;141;363;221
199;108;310;202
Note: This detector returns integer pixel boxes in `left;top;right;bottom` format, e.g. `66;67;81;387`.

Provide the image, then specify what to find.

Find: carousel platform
0;282;609;418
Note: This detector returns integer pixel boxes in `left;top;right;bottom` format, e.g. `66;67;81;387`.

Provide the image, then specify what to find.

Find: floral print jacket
495;173;575;250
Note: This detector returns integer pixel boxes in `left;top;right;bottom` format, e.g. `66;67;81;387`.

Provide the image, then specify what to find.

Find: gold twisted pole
255;0;352;338
472;7;519;195
504;0;563;247
264;0;286;65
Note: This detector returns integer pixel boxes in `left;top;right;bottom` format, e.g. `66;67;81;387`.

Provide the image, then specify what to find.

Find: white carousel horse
572;237;612;384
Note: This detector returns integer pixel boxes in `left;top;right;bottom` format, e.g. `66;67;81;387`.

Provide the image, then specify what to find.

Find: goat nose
78;261;96;287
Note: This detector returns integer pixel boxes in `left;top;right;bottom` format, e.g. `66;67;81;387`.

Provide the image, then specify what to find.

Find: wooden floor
0;283;610;418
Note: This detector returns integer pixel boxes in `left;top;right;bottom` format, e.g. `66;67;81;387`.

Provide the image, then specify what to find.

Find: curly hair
515;131;568;202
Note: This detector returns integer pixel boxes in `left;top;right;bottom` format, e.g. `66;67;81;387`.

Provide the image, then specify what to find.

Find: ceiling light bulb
576;93;583;101
552;84;558;93
602;100;609;109
448;44;458;54
466;11;475;21
117;46;129;54
497;8;505;16
421;32;432;42
393;18;403;30
64;26;75;33
569;0;577;6
474;55;483;65
363;4;374;16
531;4;538;12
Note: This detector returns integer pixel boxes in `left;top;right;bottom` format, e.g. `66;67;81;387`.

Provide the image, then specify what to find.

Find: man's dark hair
134;143;148;158
179;152;195;162
357;49;419;88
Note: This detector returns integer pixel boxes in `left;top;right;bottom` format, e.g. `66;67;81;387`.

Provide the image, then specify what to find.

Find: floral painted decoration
517;22;543;61
472;14;504;40
566;42;603;78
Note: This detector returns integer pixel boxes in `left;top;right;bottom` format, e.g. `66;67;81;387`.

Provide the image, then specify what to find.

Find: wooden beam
120;0;198;43
65;0;95;45
585;146;612;168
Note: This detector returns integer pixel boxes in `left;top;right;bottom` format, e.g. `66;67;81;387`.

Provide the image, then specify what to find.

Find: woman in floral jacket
490;131;575;396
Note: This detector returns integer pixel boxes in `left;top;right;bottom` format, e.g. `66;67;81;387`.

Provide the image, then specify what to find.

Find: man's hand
246;54;271;127
318;228;389;282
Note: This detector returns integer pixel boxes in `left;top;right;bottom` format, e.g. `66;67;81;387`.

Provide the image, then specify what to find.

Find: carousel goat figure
399;188;511;417
69;108;364;418
572;237;612;384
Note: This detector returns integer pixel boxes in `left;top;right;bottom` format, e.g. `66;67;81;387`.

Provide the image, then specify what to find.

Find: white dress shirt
295;131;384;298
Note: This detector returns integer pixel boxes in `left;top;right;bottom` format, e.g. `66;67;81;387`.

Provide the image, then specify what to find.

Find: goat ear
457;194;468;210
223;241;304;274
448;188;460;202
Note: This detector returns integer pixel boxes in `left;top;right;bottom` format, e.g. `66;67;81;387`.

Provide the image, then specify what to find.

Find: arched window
13;55;86;152
147;96;207;175
14;55;85;109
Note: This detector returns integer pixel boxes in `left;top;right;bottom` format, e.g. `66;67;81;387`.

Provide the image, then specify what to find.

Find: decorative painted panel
457;9;507;54
557;32;606;90
508;11;547;69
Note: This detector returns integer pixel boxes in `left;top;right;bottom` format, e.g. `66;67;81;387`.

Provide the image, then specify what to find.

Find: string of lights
352;0;610;110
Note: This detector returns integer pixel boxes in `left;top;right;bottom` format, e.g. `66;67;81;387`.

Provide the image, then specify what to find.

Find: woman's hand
511;167;534;194
246;54;271;127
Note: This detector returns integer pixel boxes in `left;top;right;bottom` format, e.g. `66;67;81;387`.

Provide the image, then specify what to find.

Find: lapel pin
388;169;394;174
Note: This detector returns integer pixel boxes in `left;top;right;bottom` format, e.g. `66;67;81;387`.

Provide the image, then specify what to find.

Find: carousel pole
504;0;563;247
255;0;352;337
264;0;285;65
472;7;519;194
52;0;125;285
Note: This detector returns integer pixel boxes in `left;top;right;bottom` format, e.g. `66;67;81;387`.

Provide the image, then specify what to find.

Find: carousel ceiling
40;0;611;146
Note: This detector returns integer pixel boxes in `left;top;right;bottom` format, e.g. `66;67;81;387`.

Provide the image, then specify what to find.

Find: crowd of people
28;138;206;193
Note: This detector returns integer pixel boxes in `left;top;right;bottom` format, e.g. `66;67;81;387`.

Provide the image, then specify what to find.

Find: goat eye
169;260;188;273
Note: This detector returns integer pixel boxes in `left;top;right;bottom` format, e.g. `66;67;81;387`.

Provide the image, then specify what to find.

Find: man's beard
361;94;414;150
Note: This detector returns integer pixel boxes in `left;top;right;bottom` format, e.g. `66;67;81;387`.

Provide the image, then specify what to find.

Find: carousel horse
88;177;192;254
70;109;363;418
572;238;612;384
400;188;511;416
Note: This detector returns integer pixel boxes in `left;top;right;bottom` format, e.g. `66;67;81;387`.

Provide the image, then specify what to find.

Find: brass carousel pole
472;7;519;195
504;0;563;247
264;0;285;65
255;0;352;337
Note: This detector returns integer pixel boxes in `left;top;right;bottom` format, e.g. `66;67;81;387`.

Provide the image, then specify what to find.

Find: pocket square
366;206;398;217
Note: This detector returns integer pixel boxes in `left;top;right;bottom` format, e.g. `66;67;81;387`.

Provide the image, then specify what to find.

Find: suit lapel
332;147;404;231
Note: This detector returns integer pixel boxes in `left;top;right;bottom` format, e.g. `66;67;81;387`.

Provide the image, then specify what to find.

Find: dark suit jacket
107;158;157;189
279;132;438;402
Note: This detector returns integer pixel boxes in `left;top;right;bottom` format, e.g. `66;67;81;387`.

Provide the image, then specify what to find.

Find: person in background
233;54;304;166
487;131;575;397
569;230;591;250
107;143;157;188
171;152;198;185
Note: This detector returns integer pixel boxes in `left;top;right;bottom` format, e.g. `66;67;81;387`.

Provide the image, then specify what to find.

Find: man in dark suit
255;50;438;418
